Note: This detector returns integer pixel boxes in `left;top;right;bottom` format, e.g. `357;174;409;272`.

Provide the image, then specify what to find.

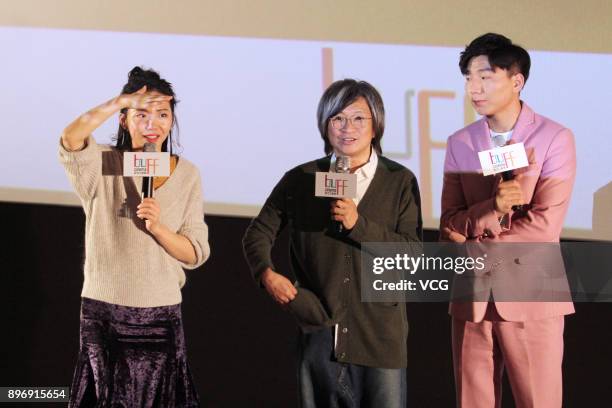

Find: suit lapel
509;102;536;145
470;119;493;154
468;118;500;198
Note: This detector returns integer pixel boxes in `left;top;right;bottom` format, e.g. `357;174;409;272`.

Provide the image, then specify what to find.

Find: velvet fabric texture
69;298;199;407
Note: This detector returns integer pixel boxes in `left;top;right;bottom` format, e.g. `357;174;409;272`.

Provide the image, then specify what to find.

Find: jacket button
344;277;350;283
342;327;348;334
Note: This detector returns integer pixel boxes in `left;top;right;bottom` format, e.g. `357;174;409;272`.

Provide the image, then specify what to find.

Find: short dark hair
459;33;531;83
316;79;385;155
115;66;179;154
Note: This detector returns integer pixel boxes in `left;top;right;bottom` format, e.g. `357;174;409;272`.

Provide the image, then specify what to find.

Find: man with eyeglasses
243;79;422;407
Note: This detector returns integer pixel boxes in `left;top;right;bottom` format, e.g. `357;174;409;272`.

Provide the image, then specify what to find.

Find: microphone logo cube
315;172;357;198
325;174;347;196
123;152;171;177
478;142;529;176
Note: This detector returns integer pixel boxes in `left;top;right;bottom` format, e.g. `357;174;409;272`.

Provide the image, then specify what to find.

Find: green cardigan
243;155;422;368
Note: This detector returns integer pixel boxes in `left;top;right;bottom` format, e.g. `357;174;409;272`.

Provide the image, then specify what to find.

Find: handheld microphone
333;156;351;233
141;142;156;198
492;135;522;210
492;134;514;181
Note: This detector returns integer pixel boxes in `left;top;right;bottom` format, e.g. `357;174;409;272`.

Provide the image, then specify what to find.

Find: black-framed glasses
329;115;372;130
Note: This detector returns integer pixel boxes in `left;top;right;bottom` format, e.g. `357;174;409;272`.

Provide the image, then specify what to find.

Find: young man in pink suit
440;33;576;408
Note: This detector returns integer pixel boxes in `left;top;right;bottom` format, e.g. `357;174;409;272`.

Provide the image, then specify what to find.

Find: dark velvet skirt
69;298;200;408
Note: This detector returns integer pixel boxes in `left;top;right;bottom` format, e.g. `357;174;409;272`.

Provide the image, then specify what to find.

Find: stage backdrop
1;0;611;241
0;25;611;240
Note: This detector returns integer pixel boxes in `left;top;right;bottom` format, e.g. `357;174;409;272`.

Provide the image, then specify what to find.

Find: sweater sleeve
347;170;423;244
177;168;210;270
58;135;101;201
242;172;290;283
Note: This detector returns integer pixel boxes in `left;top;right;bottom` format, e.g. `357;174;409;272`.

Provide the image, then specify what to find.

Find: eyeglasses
329;115;372;130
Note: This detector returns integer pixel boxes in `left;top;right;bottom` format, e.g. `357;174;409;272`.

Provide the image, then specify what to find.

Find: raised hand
119;86;173;110
61;87;173;151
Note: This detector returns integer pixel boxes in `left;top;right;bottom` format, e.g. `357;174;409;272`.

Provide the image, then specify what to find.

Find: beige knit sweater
59;136;210;307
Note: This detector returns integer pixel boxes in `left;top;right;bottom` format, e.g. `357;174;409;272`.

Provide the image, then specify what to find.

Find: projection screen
1;3;610;241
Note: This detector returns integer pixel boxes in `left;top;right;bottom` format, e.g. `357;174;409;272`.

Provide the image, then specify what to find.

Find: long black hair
115;66;179;154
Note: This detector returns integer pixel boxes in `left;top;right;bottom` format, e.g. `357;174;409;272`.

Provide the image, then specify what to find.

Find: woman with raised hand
60;66;209;407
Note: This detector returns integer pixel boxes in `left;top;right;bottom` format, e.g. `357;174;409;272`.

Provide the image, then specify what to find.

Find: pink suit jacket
441;103;576;322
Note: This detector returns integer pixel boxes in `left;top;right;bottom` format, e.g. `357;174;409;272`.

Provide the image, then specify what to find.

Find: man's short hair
459;33;531;83
317;79;385;155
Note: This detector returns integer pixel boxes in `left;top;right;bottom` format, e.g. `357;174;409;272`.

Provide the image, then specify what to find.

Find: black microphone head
335;156;351;174
143;142;156;152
